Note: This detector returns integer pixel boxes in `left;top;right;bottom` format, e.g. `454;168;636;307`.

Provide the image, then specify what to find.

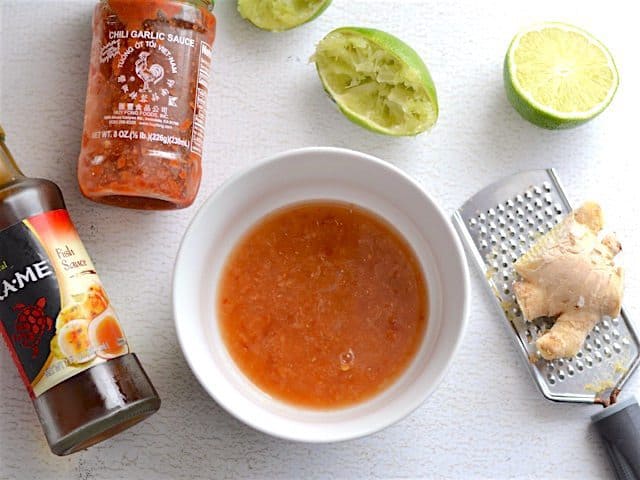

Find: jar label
88;15;212;158
0;210;129;397
190;41;213;157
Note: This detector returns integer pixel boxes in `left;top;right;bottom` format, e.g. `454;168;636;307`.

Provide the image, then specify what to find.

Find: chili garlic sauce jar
78;0;216;209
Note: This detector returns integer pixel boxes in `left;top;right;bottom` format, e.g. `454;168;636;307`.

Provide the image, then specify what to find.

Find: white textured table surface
1;1;639;479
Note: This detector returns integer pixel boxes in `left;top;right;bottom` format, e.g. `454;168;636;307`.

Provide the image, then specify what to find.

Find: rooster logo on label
135;52;165;93
114;46;179;112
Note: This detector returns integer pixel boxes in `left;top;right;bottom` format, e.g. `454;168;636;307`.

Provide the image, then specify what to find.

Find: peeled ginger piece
513;202;623;360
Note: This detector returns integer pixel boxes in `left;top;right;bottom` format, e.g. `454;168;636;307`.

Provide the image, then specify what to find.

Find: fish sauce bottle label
0;209;129;397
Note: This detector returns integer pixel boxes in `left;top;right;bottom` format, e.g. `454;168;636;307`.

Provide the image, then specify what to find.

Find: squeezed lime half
504;22;619;129
312;27;438;136
238;0;332;32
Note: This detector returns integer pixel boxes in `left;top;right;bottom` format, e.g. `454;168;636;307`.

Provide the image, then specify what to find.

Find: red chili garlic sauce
218;202;428;408
78;0;216;209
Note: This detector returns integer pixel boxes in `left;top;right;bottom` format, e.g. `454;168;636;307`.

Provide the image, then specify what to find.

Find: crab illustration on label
12;297;53;358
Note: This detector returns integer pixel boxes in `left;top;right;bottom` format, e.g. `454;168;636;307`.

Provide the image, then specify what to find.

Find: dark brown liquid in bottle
0;128;160;455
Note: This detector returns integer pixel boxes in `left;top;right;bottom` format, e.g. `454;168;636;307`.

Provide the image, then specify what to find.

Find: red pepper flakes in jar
78;0;216;209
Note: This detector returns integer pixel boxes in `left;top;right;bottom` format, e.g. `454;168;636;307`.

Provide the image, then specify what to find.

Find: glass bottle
77;0;216;209
0;125;160;455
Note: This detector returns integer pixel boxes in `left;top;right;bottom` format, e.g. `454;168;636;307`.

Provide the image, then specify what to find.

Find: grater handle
592;396;640;480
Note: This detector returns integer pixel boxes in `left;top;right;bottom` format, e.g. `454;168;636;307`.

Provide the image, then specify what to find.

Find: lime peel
312;27;438;136
504;22;618;129
238;0;332;32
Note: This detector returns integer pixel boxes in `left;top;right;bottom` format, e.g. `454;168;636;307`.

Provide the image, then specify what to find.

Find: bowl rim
172;146;470;442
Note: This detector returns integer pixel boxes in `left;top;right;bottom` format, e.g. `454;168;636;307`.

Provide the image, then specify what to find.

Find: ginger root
513;202;623;360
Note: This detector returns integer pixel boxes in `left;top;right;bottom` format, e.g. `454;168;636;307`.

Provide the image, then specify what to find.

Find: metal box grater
453;169;640;405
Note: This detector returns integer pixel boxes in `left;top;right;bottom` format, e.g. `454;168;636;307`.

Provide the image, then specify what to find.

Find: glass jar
78;0;216;209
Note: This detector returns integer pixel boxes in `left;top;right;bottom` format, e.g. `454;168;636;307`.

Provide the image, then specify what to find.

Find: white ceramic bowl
173;147;469;442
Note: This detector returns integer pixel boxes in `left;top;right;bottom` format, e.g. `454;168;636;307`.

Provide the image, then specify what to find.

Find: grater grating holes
456;171;640;401
479;183;602;379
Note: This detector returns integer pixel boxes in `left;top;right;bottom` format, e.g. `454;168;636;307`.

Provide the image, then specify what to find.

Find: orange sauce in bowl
218;202;428;408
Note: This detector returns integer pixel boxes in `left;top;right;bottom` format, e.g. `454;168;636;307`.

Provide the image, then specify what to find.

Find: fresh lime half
312;27;438;136
504;22;618;129
237;0;332;32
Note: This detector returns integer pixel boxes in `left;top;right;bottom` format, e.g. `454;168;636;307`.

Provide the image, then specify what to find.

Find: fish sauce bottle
0;126;160;455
